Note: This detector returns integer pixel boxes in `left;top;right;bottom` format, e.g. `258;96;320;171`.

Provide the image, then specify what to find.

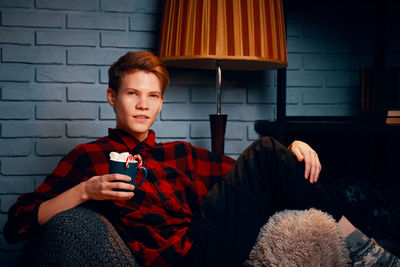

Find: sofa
18;205;350;266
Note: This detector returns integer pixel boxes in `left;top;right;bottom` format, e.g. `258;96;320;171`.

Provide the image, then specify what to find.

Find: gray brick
36;66;97;83
36;103;97;120
2;11;64;28
101;32;157;48
247;71;274;87
130;13;160;32
68;14;126;30
2;85;64;101
190;122;210;138
325;40;351;54
325;72;359;88
100;0;161;13
303;55;351;70
36;0;97;10
195;122;245;140
247;126;261;141
163;85;188;103
161;103;214;120
287;88;302;104
326;104;359;116
287;71;324;87
68;85;107;102
0;0;30;8
36;138;91;156
0;195;19;212
100;68;108;84
1;157;62;175
302;88;350;104
287;54;302;70
191;86;246;104
0;139;31;156
287;38;324;54
169;69;213;85
223;104;275;121
36;31;98;47
100;0;136;12
151;121;188;138
0;65;33;82
0;29;32;44
1;122;64;137
67;121;114;138
68;48;126;66
0;177;35;194
225;123;245;140
189;139;211;151
224;140;252;155
2;47;64;64
287;105;328;116
133;0;162;13
190;86;218;103
247;86;276;104
0;103;32;119
99;105;115;120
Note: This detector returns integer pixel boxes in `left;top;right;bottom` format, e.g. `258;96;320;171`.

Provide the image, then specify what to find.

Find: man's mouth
133;115;149;120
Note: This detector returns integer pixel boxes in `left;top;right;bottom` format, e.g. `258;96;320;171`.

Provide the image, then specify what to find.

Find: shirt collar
108;128;156;150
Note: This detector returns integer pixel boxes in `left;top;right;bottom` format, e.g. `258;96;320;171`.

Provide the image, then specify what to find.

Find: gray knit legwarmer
346;229;400;267
19;205;139;267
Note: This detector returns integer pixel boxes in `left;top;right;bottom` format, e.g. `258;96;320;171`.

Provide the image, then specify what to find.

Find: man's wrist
79;181;89;202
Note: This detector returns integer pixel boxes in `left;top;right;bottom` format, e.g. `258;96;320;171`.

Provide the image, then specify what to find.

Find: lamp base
209;114;227;154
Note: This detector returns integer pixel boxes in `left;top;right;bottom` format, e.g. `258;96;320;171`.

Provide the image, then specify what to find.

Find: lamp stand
210;65;227;154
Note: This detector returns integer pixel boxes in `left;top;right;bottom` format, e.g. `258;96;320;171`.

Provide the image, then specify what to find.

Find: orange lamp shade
159;0;288;70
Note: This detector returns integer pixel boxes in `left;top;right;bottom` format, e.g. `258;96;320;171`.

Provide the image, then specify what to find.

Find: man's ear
107;88;116;108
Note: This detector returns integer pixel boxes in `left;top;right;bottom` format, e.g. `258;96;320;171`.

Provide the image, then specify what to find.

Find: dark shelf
255;116;400;137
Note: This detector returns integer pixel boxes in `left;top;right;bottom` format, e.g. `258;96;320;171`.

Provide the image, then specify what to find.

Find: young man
4;51;398;267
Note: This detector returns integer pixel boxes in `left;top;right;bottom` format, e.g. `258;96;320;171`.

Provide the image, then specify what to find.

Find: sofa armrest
20;205;139;267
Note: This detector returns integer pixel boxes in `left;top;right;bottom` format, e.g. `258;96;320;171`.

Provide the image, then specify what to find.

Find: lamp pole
210;63;227;154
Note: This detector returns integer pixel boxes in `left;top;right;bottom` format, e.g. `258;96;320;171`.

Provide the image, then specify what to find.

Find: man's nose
136;96;149;109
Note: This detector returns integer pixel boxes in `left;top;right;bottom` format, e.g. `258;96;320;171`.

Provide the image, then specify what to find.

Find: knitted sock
346;229;400;266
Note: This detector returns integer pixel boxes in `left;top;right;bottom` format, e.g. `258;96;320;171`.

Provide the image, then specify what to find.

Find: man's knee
242;136;291;161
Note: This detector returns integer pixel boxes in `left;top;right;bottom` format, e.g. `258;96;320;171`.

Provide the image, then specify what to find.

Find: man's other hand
288;140;321;183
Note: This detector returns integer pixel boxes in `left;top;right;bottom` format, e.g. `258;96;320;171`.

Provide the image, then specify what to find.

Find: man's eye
128;92;135;95
150;94;159;98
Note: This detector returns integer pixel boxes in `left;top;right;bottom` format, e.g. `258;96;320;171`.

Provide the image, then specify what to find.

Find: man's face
107;71;164;142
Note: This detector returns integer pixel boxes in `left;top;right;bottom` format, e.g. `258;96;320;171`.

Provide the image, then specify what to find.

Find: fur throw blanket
246;208;351;266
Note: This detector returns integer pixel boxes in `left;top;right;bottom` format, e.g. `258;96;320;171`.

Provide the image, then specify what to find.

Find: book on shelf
387;109;400;117
386;116;400;125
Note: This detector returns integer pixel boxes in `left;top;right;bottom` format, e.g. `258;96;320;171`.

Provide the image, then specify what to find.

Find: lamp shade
159;0;288;71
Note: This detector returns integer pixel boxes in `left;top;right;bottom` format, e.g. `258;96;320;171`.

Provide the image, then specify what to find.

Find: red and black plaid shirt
4;128;235;266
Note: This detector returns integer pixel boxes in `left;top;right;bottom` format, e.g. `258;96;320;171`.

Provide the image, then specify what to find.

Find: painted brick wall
0;0;398;265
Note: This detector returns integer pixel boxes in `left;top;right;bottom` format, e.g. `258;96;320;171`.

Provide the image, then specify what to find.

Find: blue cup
109;160;148;190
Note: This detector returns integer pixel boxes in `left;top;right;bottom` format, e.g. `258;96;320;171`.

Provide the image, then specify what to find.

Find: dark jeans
180;137;346;267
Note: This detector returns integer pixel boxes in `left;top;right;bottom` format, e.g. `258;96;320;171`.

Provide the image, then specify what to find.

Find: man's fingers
304;154;311;180
106;173;131;182
310;153;318;183
293;148;304;162
108;181;135;191
102;189;134;199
